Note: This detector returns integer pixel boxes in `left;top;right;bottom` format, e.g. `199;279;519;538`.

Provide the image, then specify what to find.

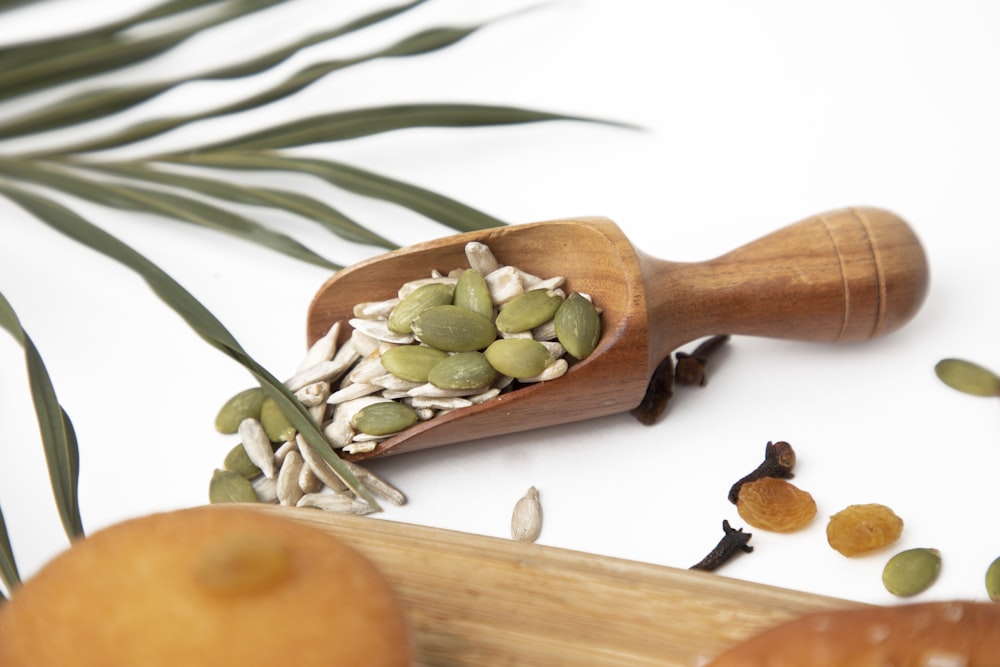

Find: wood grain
306;207;929;460
258;506;864;667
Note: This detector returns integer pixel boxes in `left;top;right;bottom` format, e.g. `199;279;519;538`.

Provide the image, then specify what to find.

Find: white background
2;0;1000;608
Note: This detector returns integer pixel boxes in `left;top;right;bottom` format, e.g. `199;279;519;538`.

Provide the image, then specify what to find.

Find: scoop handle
640;207;930;362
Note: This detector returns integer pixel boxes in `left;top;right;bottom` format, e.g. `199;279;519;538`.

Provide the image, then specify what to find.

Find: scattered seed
223;443;262;479
296;492;376;514
296;321;341;372
511;486;542;542
237;418;276;479
276;449;305;507
215;387;267;434
882;548;942;597
344;459;406;506
259;397;297;443
251;475;278;503
209;468;258;504
295;433;348;493
934;358;1000;397
986;556;1000;601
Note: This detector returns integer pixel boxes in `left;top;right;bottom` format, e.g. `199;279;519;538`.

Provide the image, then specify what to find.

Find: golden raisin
826;503;904;557
736;477;817;532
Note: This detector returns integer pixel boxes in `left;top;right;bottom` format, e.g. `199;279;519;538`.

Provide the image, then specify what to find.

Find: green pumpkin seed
352;401;418;435
209;468;258;504
411;304;497;352
453;269;493;320
986;556;1000;601
214;387;267;434
934;358;1000;397
882;547;942;597
428;351;497;389
387;282;455;333
381;345;448;382
485;338;552;379
495;289;563;333
223;443;263;479
554;292;601;359
259;397;297;443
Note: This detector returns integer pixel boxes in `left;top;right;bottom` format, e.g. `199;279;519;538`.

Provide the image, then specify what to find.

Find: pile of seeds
306;240;600;456
210;240;600;512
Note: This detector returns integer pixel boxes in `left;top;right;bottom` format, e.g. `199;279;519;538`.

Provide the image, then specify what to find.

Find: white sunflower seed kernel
485;266;524;304
511;486;542;542
406;383;482;398
465;241;501;275
296;492;375;514
370;373;423;392
297;321;340;372
349;317;414;345
252;475;278;504
409;396;474;411
345;460;406;506
237;418;276;479
349;328;380;357
295;381;330;407
298;461;323;494
327;382;382;404
353;297;399;319
531;321;558;341
397;276;458;298
295;434;348;493
519;358;569;383
274;439;297;464
467;387;501;404
276;449;305;507
342;440;378;455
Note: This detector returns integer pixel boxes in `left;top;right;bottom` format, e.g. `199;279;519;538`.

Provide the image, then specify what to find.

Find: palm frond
0;290;85;543
0;503;19;600
0;0;290;101
0;159;342;269
0;0;434;143
0;183;380;510
165;150;508;232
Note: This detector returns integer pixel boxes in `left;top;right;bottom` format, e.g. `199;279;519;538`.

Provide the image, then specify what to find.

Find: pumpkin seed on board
223;443;263;479
260;397;297;443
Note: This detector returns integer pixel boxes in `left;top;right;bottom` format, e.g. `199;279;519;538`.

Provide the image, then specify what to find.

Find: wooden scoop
307;207;929;461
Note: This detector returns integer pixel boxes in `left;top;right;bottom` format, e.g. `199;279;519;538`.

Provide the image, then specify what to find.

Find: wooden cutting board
259;507;864;666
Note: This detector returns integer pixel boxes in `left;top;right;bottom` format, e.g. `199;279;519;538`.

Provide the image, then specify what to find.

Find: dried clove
674;334;730;386
728;440;796;504
630;353;674;425
690;520;754;571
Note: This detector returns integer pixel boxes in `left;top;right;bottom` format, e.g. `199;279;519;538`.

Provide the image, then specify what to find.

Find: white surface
2;0;1000;607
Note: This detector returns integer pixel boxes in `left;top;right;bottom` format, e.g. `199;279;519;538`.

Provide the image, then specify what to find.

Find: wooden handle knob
643;207;930;361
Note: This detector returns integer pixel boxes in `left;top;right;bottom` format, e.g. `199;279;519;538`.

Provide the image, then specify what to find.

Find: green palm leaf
0;0;436;144
0;291;85;544
0;503;20;600
166;150;507;231
0;183;380;510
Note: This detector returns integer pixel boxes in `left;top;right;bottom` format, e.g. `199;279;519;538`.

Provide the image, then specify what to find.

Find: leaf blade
0;291;85;543
165;151;508;233
0;184;380;510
